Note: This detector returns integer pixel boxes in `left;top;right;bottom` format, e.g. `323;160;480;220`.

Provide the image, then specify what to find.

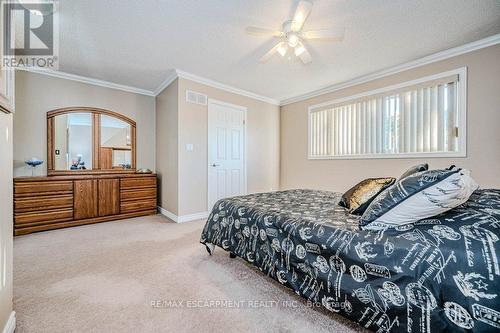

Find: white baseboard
157;206;178;221
158;206;208;223
2;311;15;333
178;211;209;223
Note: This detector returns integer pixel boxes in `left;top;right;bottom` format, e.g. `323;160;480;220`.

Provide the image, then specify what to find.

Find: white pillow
361;168;478;231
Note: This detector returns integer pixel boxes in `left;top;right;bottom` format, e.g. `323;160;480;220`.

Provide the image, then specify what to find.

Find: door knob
211;163;220;167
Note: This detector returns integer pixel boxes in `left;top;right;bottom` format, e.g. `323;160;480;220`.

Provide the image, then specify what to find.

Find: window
308;68;466;159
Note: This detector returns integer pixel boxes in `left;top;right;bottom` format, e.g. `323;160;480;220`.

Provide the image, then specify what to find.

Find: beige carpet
14;215;366;333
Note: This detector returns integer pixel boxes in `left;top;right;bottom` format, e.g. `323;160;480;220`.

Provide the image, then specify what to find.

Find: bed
200;189;500;332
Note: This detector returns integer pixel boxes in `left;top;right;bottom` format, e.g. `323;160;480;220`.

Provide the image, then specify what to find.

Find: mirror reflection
100;115;132;169
53;113;93;171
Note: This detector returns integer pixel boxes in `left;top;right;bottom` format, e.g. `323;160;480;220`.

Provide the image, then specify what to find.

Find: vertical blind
309;77;460;158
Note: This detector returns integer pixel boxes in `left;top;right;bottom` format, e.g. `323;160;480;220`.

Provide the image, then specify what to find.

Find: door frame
207;98;248;209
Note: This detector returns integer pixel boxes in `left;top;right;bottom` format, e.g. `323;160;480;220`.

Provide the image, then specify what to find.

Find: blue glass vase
25;158;44;176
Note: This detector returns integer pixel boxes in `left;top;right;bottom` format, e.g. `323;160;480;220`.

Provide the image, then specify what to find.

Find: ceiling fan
246;0;344;64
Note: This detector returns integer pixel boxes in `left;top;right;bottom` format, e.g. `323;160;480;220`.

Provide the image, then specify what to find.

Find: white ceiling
57;0;500;101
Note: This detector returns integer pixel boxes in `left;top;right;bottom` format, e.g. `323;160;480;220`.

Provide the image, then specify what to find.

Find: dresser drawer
15;209;73;226
15;195;73;213
120;188;157;202
120;177;156;190
14;181;73;197
121;198;157;213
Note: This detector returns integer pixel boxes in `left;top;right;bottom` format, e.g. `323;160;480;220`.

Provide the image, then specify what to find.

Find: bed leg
205;243;215;255
229;252;237;259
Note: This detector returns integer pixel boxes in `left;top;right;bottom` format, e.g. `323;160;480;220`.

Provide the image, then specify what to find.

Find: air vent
186;90;207;106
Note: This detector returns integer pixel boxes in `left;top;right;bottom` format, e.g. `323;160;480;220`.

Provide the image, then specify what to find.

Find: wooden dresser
14;174;157;235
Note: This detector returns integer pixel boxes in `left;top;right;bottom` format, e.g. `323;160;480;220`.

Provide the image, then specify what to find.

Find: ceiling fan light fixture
294;43;306;57
277;43;288;57
249;0;344;65
287;33;299;48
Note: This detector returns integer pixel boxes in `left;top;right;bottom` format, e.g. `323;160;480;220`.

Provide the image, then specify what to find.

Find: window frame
307;67;467;160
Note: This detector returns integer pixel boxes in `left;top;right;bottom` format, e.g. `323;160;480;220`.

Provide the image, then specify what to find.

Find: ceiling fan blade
302;28;345;41
291;0;313;32
246;26;283;37
298;46;312;64
260;42;285;63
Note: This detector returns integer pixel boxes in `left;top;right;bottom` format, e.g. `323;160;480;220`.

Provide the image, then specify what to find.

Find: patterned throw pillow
360;168;478;230
338;177;396;215
398;163;429;180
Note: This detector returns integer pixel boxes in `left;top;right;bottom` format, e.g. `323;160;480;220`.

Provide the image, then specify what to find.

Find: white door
208;99;246;209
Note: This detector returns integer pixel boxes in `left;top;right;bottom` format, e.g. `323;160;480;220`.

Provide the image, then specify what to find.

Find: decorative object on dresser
136;168;153;174
24;158;44;176
14;173;157;236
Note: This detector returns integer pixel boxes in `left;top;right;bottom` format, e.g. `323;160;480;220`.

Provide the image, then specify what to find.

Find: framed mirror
53;112;93;170
100;115;132;170
47;107;136;175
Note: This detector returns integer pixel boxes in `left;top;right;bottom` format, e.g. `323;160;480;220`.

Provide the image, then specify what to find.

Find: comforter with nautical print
200;189;500;332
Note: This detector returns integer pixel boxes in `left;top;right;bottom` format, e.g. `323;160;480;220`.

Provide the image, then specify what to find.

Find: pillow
360;168;478;230
338;177;396;215
398;163;429;180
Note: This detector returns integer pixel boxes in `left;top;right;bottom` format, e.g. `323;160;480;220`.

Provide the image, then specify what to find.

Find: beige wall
13;71;156;176
0;112;13;332
156;78;280;217
177;78;280;216
156;79;179;215
280;45;500;192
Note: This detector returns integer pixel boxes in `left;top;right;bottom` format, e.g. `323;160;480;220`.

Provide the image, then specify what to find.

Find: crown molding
18;68;156;97
17;66;279;105
153;69;280;105
153;70;178;96
280;33;500;106
174;69;280;105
